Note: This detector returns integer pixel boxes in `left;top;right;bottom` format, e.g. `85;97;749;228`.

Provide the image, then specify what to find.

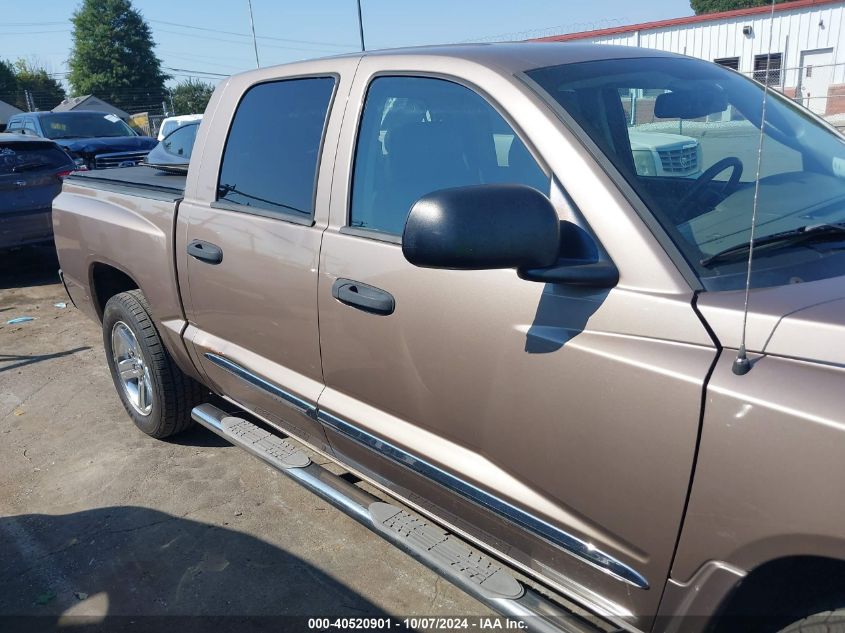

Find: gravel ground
0;244;489;632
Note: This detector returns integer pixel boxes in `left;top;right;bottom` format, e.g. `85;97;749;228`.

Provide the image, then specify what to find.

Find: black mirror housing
402;184;560;271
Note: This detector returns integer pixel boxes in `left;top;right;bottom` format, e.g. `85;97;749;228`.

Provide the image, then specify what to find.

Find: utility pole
356;0;366;52
247;0;261;68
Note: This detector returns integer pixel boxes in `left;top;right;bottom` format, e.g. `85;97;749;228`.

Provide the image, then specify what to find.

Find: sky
0;0;694;90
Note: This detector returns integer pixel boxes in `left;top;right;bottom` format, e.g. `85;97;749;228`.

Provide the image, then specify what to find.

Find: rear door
317;57;716;627
178;59;357;451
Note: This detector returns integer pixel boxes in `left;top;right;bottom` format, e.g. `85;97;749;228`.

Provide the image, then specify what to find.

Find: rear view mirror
402;184;560;271
655;88;728;119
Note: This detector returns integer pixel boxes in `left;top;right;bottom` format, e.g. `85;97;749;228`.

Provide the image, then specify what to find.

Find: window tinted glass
0;142;73;175
163;123;198;160
217;77;335;218
7;120;22;131
528;57;845;291
350;76;549;236
38;113;135;139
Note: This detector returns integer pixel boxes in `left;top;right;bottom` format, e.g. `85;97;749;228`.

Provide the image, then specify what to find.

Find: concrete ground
0;245;489;631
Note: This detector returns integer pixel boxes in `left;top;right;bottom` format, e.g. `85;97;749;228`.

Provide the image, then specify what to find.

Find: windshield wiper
701;222;845;266
49;135;93;140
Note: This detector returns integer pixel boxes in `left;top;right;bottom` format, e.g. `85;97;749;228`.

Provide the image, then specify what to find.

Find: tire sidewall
102;294;165;436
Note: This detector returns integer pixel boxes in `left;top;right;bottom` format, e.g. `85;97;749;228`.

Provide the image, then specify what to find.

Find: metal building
535;0;845;115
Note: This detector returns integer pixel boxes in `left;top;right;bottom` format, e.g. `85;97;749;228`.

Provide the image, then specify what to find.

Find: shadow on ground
0;244;61;290
0;506;390;632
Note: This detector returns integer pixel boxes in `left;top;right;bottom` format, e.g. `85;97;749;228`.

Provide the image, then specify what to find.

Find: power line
147;18;357;48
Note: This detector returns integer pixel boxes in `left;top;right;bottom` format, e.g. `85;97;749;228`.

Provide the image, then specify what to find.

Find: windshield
39;112;137;140
528;56;845;291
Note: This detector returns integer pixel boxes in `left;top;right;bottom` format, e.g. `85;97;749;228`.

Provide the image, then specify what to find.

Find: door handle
187;239;223;265
331;278;395;315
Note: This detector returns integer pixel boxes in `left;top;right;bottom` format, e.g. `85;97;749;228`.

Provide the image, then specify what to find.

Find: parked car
0;133;75;249
53;44;845;633
6;111;157;170
143;122;198;174
157;113;203;141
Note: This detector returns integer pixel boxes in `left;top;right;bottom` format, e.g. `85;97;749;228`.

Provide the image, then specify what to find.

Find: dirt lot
0;245;488;631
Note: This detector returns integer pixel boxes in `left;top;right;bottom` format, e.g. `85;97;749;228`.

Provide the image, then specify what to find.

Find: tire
102;289;205;438
778;609;845;633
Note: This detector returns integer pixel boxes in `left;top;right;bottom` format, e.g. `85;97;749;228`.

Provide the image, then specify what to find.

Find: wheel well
91;263;139;321
712;556;845;633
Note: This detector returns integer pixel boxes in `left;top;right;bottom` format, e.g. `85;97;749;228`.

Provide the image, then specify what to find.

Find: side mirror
402;184;560;271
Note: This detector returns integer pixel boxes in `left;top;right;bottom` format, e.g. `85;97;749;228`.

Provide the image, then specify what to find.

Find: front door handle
187;239;223;265
331;278;395;315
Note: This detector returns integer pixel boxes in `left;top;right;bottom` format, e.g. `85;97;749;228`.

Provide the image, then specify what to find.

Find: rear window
217;76;335;220
0;142;72;175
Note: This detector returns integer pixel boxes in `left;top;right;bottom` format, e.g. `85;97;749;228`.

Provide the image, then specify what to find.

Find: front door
178;70;343;450
317;65;717;627
800;48;834;114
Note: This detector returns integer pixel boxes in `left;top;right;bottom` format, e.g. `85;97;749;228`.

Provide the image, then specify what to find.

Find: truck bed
67;165;186;201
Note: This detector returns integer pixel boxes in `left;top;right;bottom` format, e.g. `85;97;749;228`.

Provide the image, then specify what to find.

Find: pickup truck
53;44;845;633
6;110;157;169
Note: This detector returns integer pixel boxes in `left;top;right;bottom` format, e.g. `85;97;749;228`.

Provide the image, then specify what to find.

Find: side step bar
191;404;602;633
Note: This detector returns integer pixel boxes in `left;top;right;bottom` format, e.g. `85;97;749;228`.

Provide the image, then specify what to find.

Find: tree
68;0;168;112
0;61;18;107
170;78;215;115
12;59;66;111
690;0;789;15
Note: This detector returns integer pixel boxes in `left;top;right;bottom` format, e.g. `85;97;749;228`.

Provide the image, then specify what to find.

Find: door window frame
342;71;552;244
211;72;340;227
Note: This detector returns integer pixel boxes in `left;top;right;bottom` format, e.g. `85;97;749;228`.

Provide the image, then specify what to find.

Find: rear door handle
187;239;223;265
331;278;395;315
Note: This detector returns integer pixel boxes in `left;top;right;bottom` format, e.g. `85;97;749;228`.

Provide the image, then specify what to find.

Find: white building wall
579;3;845;90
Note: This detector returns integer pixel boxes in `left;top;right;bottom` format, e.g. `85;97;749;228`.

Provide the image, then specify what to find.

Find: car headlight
632;149;657;176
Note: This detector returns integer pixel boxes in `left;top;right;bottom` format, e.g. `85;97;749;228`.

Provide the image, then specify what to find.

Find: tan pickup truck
52;43;845;633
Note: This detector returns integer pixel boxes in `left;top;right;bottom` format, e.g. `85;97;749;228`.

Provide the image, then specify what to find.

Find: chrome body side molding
204;352;317;418
318;409;649;590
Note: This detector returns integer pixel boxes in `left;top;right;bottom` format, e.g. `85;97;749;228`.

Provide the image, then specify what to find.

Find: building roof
53;94;129;118
534;0;844;42
0;99;23;123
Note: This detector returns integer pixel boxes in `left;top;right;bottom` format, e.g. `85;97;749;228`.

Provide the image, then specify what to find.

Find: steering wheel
679;156;743;211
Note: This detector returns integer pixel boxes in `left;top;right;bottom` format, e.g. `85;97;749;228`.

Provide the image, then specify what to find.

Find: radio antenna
733;0;777;376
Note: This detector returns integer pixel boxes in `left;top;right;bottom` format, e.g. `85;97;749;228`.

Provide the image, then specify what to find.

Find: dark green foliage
0;61;18;107
0;59;66;111
170;79;215;116
690;0;789;15
12;60;66;111
68;0;168;112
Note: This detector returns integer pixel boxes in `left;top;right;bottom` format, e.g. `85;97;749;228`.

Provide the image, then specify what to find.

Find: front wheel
778;609;845;632
102;290;205;438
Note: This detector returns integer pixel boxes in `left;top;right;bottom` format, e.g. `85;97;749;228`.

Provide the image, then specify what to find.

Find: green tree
68;0;168;112
12;59;66;111
0;60;18;107
170;78;215;115
690;0;789;15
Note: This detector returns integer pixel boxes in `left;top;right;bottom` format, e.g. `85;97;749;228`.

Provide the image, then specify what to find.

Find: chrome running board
191;404;603;633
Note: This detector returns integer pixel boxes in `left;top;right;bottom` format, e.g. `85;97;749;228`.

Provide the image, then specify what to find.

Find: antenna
247;0;261;68
356;0;366;52
732;0;777;376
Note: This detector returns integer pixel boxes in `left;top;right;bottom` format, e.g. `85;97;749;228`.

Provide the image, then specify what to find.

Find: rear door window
217;77;336;220
349;76;550;237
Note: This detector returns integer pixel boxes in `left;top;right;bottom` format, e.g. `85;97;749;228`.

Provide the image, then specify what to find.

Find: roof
0;132;56;144
533;0;844;42
52;95;129;118
241;42;680;80
0;99;23;123
52;94;91;112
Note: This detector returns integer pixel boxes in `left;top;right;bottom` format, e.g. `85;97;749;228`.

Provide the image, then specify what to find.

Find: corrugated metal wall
580;3;845;88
